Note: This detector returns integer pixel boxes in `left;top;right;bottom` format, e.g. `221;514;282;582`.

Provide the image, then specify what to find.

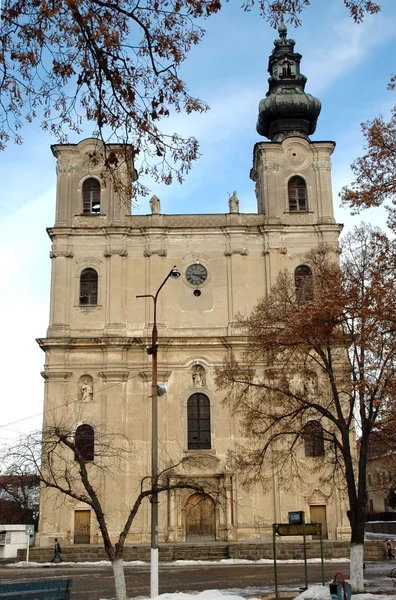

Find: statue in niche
192;366;206;388
81;379;93;401
149;194;161;214
289;373;303;396
228;191;239;214
305;377;317;399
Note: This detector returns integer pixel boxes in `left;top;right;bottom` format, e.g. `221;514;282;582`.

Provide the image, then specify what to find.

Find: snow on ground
6;557;396;600
295;587;396;600
8;557;350;568
151;589;396;600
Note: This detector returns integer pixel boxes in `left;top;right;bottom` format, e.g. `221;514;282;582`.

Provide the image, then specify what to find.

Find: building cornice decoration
99;370;130;382
143;248;167;257
313;159;331;171
41;371;72;381
104;248;128;257
264;247;288;255
50;250;74;259
139;369;171;382
224;248;248;256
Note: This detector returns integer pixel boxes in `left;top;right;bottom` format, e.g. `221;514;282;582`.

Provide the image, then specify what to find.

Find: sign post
272;512;324;600
25;525;34;564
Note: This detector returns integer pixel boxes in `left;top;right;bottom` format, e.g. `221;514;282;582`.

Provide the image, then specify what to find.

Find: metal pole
136;266;180;599
150;297;159;598
302;514;308;590
273;524;279;600
319;524;325;586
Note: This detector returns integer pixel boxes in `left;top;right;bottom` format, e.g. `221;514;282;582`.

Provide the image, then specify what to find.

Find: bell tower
251;19;336;227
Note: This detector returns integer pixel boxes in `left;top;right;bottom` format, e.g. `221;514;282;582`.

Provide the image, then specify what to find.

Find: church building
37;22;351;547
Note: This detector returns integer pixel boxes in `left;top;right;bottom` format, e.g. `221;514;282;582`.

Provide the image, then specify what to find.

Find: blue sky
0;0;395;443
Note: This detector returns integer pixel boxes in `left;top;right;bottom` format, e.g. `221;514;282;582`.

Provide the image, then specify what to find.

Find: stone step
17;540;386;563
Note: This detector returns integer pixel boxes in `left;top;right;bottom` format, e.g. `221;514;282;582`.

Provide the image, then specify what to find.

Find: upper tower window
295;265;313;302
288;176;307;211
82;178;101;214
303;420;324;457
80;268;98;305
75;424;94;462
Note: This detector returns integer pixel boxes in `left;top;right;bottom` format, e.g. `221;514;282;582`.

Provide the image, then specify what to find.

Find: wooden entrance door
310;505;328;539
186;494;215;539
74;510;91;544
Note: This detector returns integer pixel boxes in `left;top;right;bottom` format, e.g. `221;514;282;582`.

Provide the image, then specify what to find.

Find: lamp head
157;382;167;397
170;266;181;279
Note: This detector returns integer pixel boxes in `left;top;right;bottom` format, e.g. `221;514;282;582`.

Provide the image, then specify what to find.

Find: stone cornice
36;336;144;350
139;369;171;382
99;370;130;382
46;218;343;236
41;371;72;381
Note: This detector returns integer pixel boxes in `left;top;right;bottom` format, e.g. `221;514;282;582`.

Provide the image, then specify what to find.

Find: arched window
303;420;324;457
79;268;98;305
288;176;307;211
82;178;101;214
75;424;94;462
188;393;211;450
295;265;313;301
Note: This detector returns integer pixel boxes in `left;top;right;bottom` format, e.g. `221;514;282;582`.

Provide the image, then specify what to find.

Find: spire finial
278;12;287;41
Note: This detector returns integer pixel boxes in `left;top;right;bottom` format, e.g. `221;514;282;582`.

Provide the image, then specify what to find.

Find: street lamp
136;265;181;598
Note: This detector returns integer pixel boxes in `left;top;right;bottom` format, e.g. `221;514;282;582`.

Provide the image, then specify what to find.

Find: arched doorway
185;494;215;540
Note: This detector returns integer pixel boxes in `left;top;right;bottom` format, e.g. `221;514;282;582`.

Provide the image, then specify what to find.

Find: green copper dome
257;19;321;142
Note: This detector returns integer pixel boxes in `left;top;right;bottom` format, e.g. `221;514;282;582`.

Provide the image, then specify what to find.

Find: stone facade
36;132;351;548
36;22;354;549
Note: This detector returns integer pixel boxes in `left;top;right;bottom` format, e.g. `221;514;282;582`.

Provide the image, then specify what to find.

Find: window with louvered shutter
79;268;98;305
82;178;101;214
288;176;307;211
188;393;211;450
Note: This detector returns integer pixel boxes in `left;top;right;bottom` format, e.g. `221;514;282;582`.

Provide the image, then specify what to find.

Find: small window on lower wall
188;393;211;450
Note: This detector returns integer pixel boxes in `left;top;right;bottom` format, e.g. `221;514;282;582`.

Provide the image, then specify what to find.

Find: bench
0;578;72;599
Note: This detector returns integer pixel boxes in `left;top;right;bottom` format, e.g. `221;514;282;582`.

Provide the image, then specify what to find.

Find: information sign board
288;511;304;524
275;523;321;536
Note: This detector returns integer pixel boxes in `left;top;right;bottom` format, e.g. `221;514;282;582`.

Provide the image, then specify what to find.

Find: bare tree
215;224;396;592
0;0;380;195
2;422;216;600
0;471;39;525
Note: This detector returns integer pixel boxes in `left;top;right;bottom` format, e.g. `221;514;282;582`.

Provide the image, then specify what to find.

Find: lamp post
136;265;181;598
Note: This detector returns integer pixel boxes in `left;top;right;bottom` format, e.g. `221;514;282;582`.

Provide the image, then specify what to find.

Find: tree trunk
112;558;127;600
350;544;364;592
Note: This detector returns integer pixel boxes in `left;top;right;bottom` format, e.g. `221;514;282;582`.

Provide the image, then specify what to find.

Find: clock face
186;264;208;286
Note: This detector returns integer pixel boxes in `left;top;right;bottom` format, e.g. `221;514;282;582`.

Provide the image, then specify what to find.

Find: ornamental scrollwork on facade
143;248;167;257
104;249;128;257
50;250;74;259
263;161;280;171
224;248;249;256
56;163;78;174
313;159;331;171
